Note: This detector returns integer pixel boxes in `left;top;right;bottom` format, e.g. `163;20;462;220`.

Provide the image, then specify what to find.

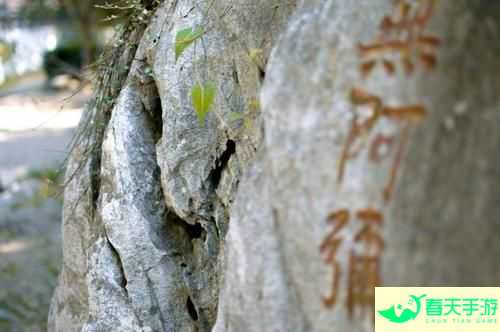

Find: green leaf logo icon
378;294;426;324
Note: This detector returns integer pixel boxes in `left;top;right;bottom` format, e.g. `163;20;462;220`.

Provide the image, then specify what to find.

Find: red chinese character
359;0;441;77
338;88;427;201
346;209;384;320
320;209;349;307
321;208;385;320
369;134;395;163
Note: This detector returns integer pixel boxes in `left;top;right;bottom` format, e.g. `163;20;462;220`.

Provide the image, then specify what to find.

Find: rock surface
215;1;500;331
50;1;500;332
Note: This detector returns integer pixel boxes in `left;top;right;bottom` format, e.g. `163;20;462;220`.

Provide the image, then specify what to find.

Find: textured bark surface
50;1;500;331
49;0;296;331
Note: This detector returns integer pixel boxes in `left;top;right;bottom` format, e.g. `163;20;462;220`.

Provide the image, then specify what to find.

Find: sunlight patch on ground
0;108;82;132
0;240;32;254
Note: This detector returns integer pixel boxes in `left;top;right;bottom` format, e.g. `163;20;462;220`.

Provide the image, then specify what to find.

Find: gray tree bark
49;1;500;332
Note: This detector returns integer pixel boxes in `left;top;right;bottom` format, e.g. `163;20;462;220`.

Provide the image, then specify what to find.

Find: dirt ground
0;75;86;332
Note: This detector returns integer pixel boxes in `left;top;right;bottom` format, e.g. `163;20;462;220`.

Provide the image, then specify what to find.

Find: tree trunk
49;0;296;331
49;1;500;331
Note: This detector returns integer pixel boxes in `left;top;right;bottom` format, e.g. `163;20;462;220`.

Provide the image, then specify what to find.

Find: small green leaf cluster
174;27;216;127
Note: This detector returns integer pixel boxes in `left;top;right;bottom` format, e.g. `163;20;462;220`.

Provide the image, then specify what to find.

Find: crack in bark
209;139;236;191
89;111;111;212
140;77;208;330
146;273;168;332
104;234;129;297
186;296;199;322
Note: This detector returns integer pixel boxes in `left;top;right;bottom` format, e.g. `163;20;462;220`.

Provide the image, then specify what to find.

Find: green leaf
175;26;204;62
191;81;216;126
